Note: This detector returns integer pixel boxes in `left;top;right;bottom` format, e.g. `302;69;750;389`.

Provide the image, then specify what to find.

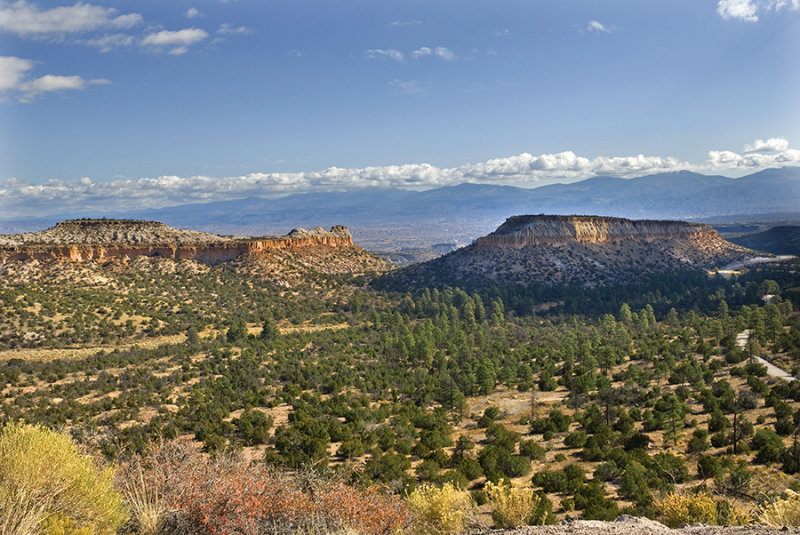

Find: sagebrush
406;482;476;535
0;422;127;535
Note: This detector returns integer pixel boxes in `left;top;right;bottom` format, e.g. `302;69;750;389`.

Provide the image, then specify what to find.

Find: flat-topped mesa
389;214;757;288
475;215;717;249
0;220;354;264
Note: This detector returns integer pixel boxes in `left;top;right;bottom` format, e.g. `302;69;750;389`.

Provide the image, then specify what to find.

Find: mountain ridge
1;167;798;250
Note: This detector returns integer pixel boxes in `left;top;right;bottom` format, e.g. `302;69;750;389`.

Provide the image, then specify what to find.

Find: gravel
474;516;800;535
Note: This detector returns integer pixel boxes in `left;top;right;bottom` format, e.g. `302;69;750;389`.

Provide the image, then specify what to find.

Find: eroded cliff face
0;220;355;265
474;215;718;249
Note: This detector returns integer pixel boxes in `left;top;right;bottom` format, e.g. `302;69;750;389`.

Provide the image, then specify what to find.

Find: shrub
759;490;800;527
573;481;619;520
518;439;546;460
406;483;475;535
715;499;752;526
655;492;716;528
484;480;553;528
564;430;587;449
752;428;785;464
0;422;127;535
119;440;409;535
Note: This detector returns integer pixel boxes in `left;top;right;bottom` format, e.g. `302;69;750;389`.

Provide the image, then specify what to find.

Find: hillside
1;214;800;532
728;226;800;256
390;215;756;288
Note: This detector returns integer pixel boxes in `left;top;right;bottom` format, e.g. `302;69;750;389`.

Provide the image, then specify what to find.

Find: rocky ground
477;517;799;535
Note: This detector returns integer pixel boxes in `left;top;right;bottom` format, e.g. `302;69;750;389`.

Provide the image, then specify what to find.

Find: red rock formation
474;215;718;249
0;220;354;265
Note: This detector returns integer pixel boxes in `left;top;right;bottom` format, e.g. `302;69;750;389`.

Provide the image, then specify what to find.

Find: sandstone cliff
476;215;717;248
391;215;758;288
0;220;355;265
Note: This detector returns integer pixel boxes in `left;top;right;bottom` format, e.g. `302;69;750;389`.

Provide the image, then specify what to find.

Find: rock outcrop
0;219;355;265
475;215;717;248
390;215;758;288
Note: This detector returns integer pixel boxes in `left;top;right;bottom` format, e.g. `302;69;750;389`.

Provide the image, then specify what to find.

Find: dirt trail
736;329;795;382
479;516;799;535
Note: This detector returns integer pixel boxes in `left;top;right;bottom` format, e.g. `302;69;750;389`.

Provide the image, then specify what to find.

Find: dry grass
406;483;477;535
0;334;186;362
485;480;548;528
759;490;800;527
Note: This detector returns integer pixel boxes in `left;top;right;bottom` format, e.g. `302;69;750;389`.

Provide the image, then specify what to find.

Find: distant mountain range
2;167;798;250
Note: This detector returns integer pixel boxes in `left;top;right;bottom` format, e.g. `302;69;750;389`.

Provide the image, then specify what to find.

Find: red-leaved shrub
118;440;409;535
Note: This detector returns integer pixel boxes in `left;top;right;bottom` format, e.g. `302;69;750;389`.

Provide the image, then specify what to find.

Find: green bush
0;422;127;535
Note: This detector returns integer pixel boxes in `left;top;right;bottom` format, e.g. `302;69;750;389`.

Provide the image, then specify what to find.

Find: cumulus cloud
586;20;612;33
363;48;404;61
0;55;109;101
2;138;797;218
141;28;208;54
706;137;800;169
0;55;33;90
0;0;141;36
186;7;201;19
744;137;790;153
718;0;759;21
717;0;799;20
18;73;108;101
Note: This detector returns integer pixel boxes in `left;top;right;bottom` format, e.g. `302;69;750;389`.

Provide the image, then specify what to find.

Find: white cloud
493;29;511;37
389;79;422;95
718;0;759;20
412;46;455;60
217;23;250;35
141;28;208;54
744;137;790;152
707;142;800;169
186;8;201;19
84;32;134;52
18;74;109;101
0;0;141;36
364;48;404;61
586;20;612;33
715;0;799;20
3;138;797;217
0;55;33;90
0;55;109;101
389;19;422;26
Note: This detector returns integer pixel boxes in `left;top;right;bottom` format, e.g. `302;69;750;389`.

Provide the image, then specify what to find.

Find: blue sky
0;0;799;217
